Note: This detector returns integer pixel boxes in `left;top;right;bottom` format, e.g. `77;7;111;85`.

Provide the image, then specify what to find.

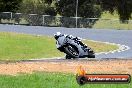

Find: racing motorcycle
54;32;95;59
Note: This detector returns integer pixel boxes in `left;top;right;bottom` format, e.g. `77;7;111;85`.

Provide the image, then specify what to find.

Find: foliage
100;0;132;23
17;0;57;26
55;0;102;27
0;0;22;12
0;0;132;24
19;0;56;15
56;0;101;18
55;0;132;23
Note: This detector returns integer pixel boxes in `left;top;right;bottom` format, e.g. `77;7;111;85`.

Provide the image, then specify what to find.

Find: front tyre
88;49;95;58
88;53;95;58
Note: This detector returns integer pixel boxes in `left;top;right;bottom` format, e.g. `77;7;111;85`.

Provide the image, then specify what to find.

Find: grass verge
0;72;131;88
0;32;118;60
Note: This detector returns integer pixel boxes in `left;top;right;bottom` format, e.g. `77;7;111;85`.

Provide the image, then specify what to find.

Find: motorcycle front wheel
88;49;95;58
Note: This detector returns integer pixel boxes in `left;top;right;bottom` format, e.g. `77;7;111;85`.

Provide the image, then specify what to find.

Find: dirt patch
0;59;132;75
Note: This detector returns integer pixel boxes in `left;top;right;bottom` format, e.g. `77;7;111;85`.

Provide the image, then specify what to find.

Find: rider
54;32;87;48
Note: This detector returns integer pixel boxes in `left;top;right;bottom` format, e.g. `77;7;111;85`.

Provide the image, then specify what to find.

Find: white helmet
54;32;62;40
56;32;61;36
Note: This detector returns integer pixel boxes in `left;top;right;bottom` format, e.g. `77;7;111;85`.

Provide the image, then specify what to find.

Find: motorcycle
54;32;95;59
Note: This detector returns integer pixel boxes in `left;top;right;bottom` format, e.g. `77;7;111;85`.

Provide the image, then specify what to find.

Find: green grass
0;72;131;88
0;32;63;60
93;12;132;30
0;32;118;60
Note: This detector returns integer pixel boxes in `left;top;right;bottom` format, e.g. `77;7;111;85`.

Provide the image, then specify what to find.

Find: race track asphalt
0;24;132;59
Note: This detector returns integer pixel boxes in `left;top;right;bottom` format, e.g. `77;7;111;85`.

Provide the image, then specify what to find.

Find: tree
100;0;132;23
56;0;132;24
0;0;22;12
56;0;101;18
55;0;101;27
19;0;56;15
18;0;57;26
0;0;22;23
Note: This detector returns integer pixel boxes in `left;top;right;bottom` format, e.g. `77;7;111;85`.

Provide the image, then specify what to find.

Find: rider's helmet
54;32;62;40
